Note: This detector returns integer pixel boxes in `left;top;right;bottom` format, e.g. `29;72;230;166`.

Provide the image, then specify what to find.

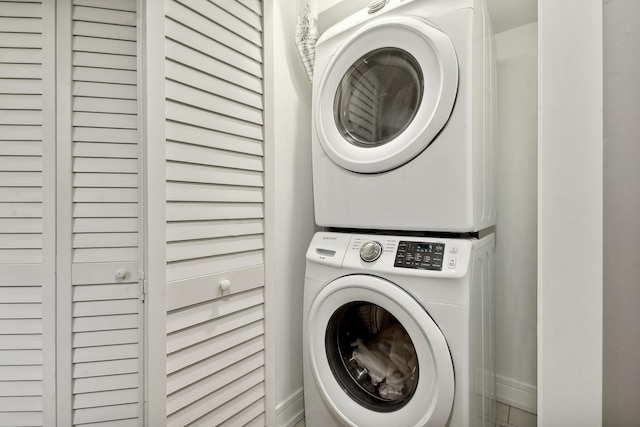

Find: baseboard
495;374;537;414
274;378;534;423
276;389;305;427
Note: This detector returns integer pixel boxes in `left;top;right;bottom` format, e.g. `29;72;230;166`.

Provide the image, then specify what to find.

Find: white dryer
312;0;496;232
303;231;495;427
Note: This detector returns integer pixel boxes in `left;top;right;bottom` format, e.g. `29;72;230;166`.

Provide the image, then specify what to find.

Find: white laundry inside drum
325;302;423;411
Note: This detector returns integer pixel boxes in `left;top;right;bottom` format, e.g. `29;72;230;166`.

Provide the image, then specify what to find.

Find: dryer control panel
394;241;444;271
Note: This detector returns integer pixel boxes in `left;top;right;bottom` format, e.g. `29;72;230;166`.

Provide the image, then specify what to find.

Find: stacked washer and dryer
303;0;497;426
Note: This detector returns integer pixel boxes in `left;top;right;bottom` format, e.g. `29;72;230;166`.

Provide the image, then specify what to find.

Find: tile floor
496;401;537;427
292;401;537;427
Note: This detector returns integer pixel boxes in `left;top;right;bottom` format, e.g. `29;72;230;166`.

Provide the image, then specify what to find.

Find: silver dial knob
360;241;383;262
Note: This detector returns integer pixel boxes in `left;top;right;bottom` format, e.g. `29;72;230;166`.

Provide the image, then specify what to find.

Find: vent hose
295;1;319;84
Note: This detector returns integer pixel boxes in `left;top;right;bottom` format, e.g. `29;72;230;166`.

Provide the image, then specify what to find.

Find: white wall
318;0;342;12
265;2;318;425
494;22;538;413
603;1;640;425
538;0;603;424
318;0;369;33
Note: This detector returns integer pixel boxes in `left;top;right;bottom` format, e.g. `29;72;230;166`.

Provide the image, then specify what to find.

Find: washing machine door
307;275;454;427
315;16;458;174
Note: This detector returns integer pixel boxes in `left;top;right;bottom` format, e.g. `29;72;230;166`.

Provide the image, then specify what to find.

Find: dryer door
315;16;458;174
307;275;454;427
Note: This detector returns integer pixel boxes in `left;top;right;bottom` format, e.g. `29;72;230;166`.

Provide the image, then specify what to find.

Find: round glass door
325;301;419;412
307;275;454;427
334;48;423;148
314;16;458;173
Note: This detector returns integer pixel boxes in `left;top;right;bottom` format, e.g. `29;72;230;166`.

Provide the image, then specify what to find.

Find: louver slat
210;0;261;31
237;0;262;17
165;80;263;125
0;33;41;49
0;412;42;427
165;19;261;78
73;36;136;56
219;398;266;427
0;17;42;34
73;343;139;363
73;5;137;26
166;1;261;63
72;51;137;70
164;0;265;423
177;0;262;47
166;182;263;203
165;121;263;155
167;351;264;415
0;3;42;18
72;403;138;425
165;61;262;109
165;39;262;94
0;49;40;65
166;162;263;187
73;0;137;13
168;380;265;427
166;101;262;140
73;81;137;101
168;370;264;427
73;373;139;394
72;21;136;41
166;234;264;263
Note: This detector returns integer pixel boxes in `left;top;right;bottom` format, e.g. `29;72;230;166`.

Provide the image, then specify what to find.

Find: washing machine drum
315;16;458;174
307;275;455;426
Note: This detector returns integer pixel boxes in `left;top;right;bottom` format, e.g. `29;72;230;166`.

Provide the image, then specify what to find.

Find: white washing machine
303;231;495;427
312;0;496;232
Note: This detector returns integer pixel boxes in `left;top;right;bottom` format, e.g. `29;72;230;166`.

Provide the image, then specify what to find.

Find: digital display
394;241;444;271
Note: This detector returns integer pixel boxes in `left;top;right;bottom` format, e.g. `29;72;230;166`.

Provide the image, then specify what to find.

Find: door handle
115;268;129;281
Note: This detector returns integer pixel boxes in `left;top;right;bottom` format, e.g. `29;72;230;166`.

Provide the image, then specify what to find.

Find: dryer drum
325;301;419;412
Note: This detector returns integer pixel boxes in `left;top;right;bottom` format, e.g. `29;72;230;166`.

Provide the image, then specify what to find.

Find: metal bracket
138;271;146;301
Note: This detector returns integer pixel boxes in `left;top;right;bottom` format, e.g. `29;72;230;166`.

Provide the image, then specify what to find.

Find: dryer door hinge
138;271;146;302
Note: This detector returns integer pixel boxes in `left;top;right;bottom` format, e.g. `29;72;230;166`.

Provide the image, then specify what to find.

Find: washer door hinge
138;271;146;302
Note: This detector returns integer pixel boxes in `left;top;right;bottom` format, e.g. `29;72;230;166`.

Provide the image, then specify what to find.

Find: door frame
537;0;603;424
139;0;168;425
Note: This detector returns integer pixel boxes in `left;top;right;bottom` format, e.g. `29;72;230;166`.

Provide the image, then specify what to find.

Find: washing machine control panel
394;241;444;271
309;233;472;277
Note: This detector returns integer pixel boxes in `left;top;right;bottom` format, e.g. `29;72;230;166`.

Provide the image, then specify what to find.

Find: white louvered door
58;0;144;425
0;1;144;426
3;0;268;425
164;0;267;425
0;1;56;425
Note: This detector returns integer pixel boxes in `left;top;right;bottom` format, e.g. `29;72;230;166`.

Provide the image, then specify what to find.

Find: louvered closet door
0;1;56;425
164;0;266;425
58;0;143;425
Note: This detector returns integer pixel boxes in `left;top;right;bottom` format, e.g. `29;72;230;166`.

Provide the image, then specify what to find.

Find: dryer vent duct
296;2;319;84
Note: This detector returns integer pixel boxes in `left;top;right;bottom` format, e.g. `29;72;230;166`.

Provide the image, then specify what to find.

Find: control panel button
447;258;457;269
394;241;445;271
360;241;383;263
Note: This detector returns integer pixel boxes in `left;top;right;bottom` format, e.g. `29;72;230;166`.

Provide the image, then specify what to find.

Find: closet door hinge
138;271;146;302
